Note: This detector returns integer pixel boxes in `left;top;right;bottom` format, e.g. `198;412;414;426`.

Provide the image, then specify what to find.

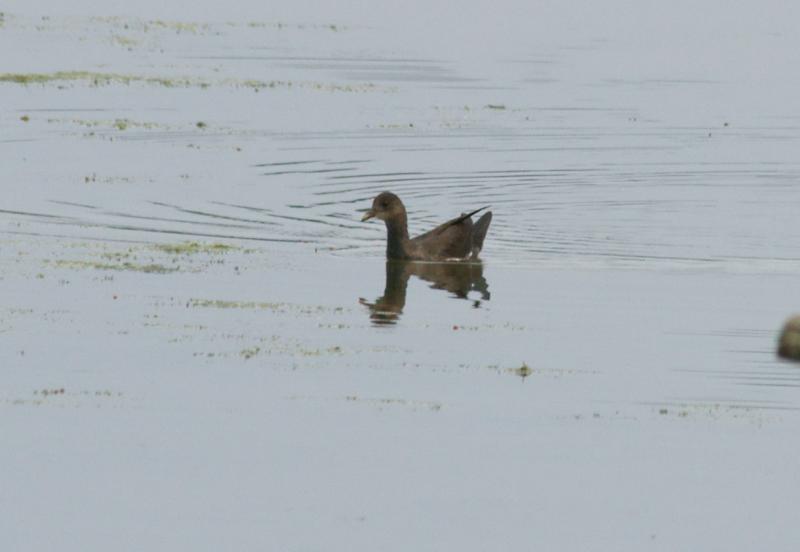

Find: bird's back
410;207;492;261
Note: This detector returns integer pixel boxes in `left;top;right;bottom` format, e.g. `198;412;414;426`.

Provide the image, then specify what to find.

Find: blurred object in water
777;315;800;361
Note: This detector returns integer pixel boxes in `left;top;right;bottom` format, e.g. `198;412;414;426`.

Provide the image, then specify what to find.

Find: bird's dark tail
471;211;492;258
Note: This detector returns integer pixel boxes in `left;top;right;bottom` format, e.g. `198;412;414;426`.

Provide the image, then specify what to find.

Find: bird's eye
381;201;389;208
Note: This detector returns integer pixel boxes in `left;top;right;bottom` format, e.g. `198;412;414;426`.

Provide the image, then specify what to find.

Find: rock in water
778;316;800;361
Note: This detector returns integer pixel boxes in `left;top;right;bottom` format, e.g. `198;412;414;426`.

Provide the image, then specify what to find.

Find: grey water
2;3;800;550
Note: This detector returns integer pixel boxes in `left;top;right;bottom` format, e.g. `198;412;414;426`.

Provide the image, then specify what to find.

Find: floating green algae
146;19;205;32
110;35;139;47
188;298;345;315
0;71;386;93
152;241;236;255
189;299;283;310
47;116;165;131
513;363;533;379
0;71;208;87
83;14;344;33
53;259;177;274
240;346;261;360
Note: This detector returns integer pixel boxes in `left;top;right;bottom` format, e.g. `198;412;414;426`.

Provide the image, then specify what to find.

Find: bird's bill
361;209;376;222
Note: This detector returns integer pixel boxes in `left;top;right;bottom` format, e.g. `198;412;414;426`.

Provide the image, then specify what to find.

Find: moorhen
361;191;492;261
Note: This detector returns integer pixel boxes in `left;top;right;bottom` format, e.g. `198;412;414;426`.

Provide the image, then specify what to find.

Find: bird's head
361;191;406;222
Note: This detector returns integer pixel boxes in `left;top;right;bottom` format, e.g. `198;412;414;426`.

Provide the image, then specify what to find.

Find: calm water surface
2;3;800;550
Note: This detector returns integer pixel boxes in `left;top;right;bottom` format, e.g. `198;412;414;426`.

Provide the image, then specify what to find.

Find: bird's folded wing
413;206;490;241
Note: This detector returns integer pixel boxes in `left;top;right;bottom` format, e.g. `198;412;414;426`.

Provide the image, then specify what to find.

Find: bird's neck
385;214;410;260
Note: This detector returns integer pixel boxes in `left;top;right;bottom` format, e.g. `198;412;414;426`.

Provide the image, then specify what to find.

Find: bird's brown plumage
361;192;492;261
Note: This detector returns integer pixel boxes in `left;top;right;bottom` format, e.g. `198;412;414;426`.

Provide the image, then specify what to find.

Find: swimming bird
361;191;492;261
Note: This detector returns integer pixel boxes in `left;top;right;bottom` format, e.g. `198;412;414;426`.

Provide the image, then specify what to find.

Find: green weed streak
153;242;237;255
0;71;387;93
0;71;209;87
53;259;177;274
188;298;346;314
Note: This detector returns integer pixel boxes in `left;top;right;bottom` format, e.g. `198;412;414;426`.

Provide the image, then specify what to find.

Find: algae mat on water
0;71;386;92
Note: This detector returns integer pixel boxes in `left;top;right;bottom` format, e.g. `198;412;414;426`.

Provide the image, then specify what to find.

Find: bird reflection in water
359;260;490;325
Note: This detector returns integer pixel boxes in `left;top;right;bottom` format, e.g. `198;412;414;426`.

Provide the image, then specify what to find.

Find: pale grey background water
2;2;800;550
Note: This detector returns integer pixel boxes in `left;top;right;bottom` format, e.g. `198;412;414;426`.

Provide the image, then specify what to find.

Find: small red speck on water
453;325;458;330
113;295;118;300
